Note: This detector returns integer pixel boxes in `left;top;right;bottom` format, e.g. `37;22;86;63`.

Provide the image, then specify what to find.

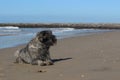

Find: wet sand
0;31;120;80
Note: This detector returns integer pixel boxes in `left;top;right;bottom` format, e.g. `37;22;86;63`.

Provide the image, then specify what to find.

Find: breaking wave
0;26;19;29
0;26;21;36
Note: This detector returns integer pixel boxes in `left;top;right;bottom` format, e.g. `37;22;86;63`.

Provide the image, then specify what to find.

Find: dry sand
0;31;120;80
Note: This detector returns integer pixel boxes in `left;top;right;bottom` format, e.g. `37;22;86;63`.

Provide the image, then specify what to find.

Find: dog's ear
36;32;42;37
36;32;43;42
39;30;52;36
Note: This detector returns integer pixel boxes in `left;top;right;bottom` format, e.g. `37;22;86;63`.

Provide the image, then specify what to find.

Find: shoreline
0;31;120;80
0;30;112;49
0;27;113;49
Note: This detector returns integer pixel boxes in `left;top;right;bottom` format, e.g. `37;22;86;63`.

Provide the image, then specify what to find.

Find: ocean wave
0;26;19;29
0;26;21;32
52;28;75;34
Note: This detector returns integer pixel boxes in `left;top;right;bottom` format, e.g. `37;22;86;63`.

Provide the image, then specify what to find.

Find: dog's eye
40;38;49;43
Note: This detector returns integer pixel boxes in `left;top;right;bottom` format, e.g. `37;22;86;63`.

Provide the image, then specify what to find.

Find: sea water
0;26;111;49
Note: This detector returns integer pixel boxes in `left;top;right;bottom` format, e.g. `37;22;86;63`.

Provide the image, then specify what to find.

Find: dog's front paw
46;61;54;65
40;63;47;66
38;60;46;66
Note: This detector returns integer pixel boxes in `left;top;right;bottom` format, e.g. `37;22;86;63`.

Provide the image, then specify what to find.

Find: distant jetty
0;23;120;29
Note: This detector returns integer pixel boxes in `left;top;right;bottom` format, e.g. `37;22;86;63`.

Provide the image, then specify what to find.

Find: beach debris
37;70;46;73
81;74;85;78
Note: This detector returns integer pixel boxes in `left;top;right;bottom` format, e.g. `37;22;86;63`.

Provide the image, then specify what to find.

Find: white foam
0;26;19;29
0;26;21;33
52;28;75;34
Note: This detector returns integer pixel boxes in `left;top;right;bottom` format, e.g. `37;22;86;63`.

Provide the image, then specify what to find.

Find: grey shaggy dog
14;30;57;66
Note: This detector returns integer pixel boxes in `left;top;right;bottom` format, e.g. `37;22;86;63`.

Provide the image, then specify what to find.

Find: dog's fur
14;30;57;66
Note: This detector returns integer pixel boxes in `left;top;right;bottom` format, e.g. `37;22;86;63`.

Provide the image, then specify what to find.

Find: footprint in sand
91;66;111;72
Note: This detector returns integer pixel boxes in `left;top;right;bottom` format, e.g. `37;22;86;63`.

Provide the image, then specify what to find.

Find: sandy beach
0;30;120;80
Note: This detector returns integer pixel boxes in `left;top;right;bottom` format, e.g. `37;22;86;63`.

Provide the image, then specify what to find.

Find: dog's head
36;30;57;46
